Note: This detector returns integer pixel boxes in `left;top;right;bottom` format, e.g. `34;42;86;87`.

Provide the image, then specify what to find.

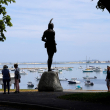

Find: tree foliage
0;0;15;42
93;0;110;13
96;0;106;11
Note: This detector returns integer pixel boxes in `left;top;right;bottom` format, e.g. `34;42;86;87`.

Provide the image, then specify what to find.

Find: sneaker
3;93;6;94
17;91;20;93
14;91;17;93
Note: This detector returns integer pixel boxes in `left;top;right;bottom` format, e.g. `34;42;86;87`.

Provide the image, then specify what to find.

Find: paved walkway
0;90;109;110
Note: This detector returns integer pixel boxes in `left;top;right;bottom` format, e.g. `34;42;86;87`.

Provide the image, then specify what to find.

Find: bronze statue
42;18;57;71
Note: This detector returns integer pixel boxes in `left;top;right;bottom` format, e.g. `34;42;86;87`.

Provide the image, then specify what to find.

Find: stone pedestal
38;71;63;92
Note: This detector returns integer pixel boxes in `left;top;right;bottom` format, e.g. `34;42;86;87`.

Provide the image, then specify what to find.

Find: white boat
82;68;93;72
59;78;68;81
85;79;94;85
76;85;83;90
93;67;103;72
27;81;34;87
20;70;28;75
11;69;15;71
38;69;44;73
83;76;97;79
78;66;83;69
29;69;37;72
68;78;80;84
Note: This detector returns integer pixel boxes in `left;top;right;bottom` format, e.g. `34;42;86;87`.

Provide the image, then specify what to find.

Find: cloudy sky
0;0;110;63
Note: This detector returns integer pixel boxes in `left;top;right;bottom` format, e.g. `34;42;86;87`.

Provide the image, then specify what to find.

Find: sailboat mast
86;56;87;68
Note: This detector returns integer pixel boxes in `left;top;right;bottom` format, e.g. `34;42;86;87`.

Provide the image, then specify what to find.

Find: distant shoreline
0;62;110;65
0;67;73;70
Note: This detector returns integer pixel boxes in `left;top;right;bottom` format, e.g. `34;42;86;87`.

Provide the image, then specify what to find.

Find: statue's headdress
48;18;54;29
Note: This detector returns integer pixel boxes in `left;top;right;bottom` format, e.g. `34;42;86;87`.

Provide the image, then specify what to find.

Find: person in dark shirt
14;63;21;93
106;66;110;92
2;65;10;94
42;18;57;71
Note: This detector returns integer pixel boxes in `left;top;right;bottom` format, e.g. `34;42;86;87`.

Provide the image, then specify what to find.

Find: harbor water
0;63;109;90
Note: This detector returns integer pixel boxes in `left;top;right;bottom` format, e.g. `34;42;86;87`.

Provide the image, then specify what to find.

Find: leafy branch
96;0;106;11
0;0;15;42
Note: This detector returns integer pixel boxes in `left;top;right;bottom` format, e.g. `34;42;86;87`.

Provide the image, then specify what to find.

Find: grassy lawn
58;92;110;104
0;89;38;92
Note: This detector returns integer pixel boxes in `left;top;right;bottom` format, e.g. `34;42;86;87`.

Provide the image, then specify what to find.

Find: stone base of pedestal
38;71;63;92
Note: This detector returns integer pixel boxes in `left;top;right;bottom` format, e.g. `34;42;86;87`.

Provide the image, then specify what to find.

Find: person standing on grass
14;63;21;93
106;66;110;92
2;65;10;94
42;18;57;71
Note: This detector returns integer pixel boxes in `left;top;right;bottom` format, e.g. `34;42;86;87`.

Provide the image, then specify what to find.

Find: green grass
0;89;38;92
58;92;110;104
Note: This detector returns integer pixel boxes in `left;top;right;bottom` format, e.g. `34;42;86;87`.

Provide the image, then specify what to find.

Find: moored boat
103;71;107;74
59;78;68;81
27;81;34;87
103;68;107;74
11;69;15;71
29;69;37;72
20;70;28;75
68;78;80;84
93;67;103;72
83;76;97;79
88;66;95;70
38;69;44;73
66;68;72;71
85;79;94;85
82;68;93;72
76;85;83;89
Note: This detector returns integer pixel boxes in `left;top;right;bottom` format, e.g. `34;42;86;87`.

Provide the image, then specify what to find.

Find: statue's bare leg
47;52;54;71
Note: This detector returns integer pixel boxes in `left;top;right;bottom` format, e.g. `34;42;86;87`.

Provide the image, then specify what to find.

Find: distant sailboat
82;56;93;72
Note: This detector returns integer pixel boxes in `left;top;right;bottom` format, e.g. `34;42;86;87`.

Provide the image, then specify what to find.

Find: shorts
106;79;110;87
